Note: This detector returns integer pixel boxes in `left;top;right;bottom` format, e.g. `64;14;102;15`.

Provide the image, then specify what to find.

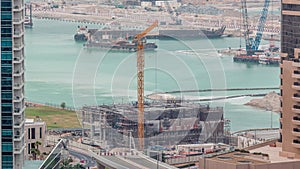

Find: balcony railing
14;95;23;102
14;83;24;89
14;134;23;141
14;57;24;62
14;145;25;154
14;120;24;127
14;31;23;37
13;5;23;10
13;18;24;23
13;44;24;50
14;69;24;76
14;107;21;113
14;107;24;115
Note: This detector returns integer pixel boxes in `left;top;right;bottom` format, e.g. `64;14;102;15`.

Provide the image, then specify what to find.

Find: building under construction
80;101;225;149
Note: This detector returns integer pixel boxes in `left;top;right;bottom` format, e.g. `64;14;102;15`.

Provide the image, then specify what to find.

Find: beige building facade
280;0;300;159
24;119;47;160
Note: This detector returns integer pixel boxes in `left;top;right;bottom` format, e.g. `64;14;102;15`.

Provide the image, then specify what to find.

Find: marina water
25;19;280;131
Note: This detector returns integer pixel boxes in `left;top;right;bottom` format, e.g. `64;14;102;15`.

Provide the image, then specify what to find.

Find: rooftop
249;145;300;163
25;118;46;126
205;145;300;165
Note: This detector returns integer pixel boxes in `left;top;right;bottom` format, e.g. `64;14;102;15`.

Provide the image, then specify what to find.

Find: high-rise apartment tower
0;0;25;168
280;0;300;158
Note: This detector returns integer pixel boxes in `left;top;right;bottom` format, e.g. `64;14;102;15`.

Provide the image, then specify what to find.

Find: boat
74;26;89;42
84;38;157;52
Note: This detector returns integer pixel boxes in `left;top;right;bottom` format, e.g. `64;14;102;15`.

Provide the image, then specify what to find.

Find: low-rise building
25;119;47;160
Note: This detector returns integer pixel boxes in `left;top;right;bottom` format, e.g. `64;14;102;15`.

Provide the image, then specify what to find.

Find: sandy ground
245;91;280;112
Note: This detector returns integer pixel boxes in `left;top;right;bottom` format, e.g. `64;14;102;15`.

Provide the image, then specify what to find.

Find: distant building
24;119;47;160
280;1;300;158
0;0;26;168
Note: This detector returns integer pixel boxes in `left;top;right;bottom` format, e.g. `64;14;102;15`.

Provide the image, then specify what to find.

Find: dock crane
241;0;270;55
132;20;158;150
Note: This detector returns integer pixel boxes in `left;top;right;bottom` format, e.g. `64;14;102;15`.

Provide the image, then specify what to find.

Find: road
68;149;96;168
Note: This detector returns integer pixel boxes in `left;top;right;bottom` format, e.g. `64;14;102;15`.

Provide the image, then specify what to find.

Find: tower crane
241;0;270;55
132;20;158;150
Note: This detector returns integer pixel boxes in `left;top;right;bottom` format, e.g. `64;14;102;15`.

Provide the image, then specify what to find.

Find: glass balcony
13;43;24;51
14;119;24;128
13;94;24;102
13;30;24;38
13;18;24;24
13;69;24;77
14;83;24;90
13;4;24;12
14;105;25;116
14;144;25;154
14;132;24;142
13;56;24;64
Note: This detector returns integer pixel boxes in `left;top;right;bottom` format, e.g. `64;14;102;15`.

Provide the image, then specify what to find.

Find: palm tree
30;148;40;160
35;141;42;151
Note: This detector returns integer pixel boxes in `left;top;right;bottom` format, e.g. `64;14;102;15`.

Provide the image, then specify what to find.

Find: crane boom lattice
133;21;158;150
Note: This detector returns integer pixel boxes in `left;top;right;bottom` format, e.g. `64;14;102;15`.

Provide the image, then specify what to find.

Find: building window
1;143;12;152
27;143;30;155
40;127;42;138
31;128;35;139
28;128;30;139
2;130;12;137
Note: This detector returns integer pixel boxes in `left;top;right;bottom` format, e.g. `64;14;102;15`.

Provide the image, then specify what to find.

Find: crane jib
241;0;270;54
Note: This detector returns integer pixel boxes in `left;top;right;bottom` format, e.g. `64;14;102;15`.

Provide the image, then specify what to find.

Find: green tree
30;148;40;160
35;141;42;150
61;102;66;109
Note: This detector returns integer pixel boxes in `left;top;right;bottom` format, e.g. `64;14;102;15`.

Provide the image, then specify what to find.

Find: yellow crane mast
132;20;158;150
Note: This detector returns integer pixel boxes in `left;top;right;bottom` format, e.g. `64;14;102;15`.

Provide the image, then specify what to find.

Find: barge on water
233;54;280;65
74;26;226;42
84;39;157;52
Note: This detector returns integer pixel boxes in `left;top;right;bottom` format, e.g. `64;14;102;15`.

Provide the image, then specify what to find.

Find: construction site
80;101;226;149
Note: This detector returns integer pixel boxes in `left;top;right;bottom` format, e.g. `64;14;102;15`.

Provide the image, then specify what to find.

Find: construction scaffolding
80;101;226;149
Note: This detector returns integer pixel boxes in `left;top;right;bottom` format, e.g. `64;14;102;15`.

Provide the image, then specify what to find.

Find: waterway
25;19;280;131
